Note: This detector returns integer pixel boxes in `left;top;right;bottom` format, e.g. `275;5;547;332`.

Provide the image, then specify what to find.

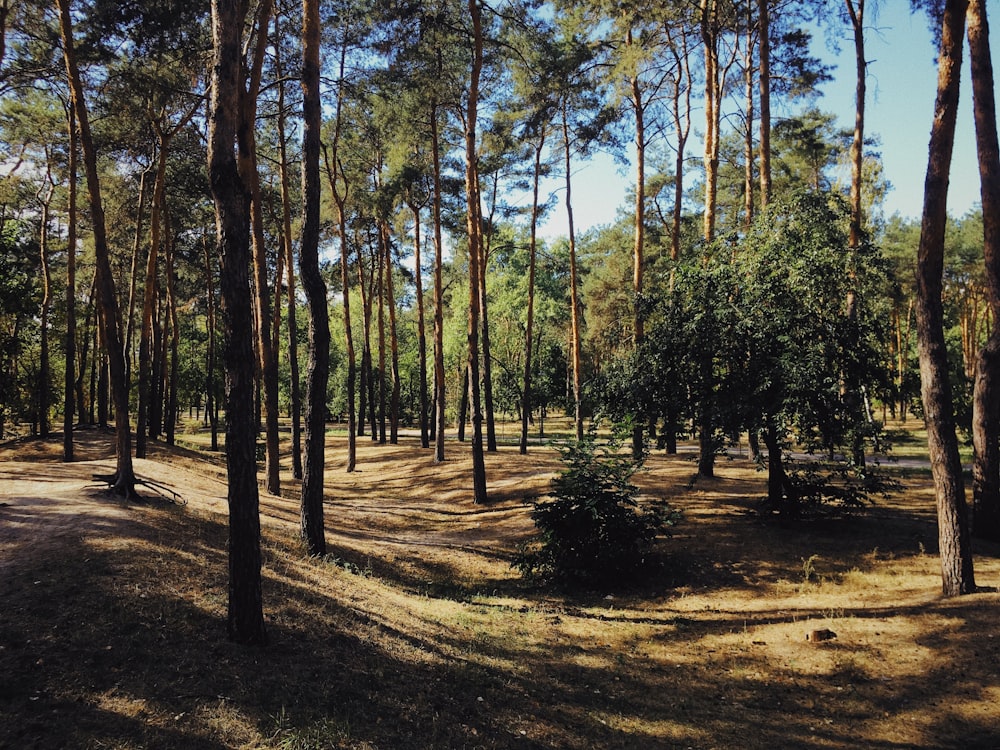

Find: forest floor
1;422;999;749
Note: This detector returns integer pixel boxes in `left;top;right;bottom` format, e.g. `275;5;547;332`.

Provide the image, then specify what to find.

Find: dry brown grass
1;424;999;749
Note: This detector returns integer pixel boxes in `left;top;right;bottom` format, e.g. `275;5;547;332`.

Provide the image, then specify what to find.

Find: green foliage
514;432;678;584
779;459;902;518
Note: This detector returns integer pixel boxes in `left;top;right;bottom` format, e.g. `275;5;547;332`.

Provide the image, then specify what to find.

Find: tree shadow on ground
2;489;999;750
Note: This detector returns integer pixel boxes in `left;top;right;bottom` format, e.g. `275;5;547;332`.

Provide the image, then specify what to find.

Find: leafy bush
760;458;902;519
514;434;678;583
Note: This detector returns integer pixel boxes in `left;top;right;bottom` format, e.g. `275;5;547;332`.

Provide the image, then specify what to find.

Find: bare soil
1;425;999;749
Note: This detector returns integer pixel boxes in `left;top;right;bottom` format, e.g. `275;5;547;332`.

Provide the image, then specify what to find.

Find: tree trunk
275;46;303;478
203;235;219;452
520;128;545;455
465;0;488;503
376;227;387;445
324;33;357;471
57;0;135;496
63;105;77;461
701;0;721;244
458;362;469;443
300;0;329;557
698;0;725;478
208;0;268;644
915;0;976;597
479;216;497;452
37;182;53;438
742;1;755;230
431;98;447;462
629;25;645;457
136;145;168;458
758;0;771;208
561;104;584;443
845;0;867;468
411;202;429;449
238;0;279;495
968;0;1000;542
164;207;179;446
124;167;150;383
357;240;377;441
381;220;401;444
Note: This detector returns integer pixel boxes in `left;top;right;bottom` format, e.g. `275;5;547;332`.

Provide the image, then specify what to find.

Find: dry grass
1;424;999;749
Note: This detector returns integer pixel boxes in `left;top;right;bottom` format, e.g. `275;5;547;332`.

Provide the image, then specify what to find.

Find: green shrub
514;434;678;583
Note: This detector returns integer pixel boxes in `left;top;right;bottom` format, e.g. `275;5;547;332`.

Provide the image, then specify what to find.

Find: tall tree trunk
209;0;268;644
323;33;356;471
701;0;721;244
915;0;976;597
57;0;135;496
698;0;725;478
431;98;447;462
458;362;469;442
203;235;219;452
300;0;329;556
276;47;303;478
136;144;168;458
76;272;95;426
376;228;387;445
381;221;401;444
968;0;1000;542
164;207;179;446
411;202;429;449
758;0;771;208
845;0;867;467
561;104;584;443
628;25;645;457
466;0;487;503
479;215;497;452
125;166;150;383
358;241;378;441
743;0;756;229
37;181;53;438
520;128;545;455
239;0;279;495
63;106;77;461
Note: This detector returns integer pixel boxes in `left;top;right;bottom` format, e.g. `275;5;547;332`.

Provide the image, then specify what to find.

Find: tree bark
520;128;545;455
758;0;771;207
466;0;487;504
238;0;279;496
63;105;77;461
125;166;150;384
275;42;303;478
411;202;429;449
431;98;447;462
203;234;219;452
209;0;268;643
701;0;721;244
324;32;356;471
381;220;401;444
479;208;497;453
742;0;755;230
136;144;168;458
164;203;179;446
915;0;976;597
57;0;135;496
968;0;1000;541
561;103;584;443
37;180;53;438
300;0;329;556
844;0;867;468
629;25;645;457
376;225;387;444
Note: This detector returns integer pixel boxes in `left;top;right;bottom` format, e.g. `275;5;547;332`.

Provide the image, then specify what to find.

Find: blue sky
536;3;995;239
